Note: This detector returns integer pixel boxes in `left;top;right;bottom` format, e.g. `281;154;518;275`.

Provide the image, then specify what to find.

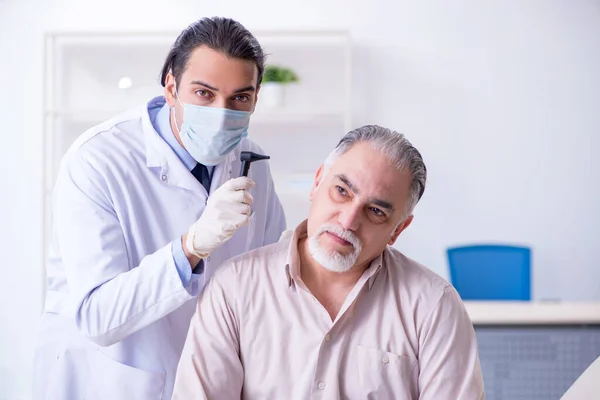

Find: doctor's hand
184;177;255;260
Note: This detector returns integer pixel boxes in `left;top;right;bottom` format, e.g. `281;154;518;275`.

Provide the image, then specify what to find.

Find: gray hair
324;125;427;216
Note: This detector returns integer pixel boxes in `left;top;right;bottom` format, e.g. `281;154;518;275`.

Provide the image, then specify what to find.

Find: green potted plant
260;64;299;108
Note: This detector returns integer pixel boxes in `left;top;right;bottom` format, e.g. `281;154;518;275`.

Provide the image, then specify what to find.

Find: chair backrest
447;244;531;300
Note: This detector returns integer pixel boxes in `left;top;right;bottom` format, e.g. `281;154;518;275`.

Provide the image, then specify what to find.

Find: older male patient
172;125;485;399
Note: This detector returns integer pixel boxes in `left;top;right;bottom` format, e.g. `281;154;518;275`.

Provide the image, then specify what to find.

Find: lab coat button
161;174;167;181
317;382;326;390
325;334;331;342
382;356;390;364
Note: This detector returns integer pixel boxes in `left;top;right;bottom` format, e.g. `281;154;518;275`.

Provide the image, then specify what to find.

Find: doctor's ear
164;73;177;107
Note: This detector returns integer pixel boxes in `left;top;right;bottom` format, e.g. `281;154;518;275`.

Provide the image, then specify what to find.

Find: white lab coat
33;97;287;400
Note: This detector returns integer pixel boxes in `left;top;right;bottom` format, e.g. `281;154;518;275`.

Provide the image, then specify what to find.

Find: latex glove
186;177;255;259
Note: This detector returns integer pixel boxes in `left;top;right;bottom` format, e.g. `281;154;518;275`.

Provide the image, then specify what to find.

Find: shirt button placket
315;333;332;395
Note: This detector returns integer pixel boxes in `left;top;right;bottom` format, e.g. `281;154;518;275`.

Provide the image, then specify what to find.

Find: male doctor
33;17;286;400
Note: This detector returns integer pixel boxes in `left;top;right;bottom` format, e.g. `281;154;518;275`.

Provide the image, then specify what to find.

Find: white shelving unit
42;30;353;303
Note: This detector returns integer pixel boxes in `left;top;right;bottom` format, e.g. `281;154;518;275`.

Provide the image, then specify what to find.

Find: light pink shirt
173;221;485;399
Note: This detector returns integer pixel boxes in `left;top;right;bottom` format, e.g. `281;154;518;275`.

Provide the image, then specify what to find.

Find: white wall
347;1;600;303
0;0;598;398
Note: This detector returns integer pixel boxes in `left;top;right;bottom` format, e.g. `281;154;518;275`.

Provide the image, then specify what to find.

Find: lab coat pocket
356;345;418;400
85;349;166;400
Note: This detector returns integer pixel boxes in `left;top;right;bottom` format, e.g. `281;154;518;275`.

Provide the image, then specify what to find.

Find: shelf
46;30;351;126
50;32;177;47
252;109;346;124
50;30;349;48
272;172;315;194
257;32;351;48
45;108;347;125
270;172;314;229
45;109;124;124
42;30;353;294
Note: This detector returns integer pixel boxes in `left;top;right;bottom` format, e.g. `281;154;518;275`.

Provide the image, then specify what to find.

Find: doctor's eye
234;95;250;103
195;90;211;98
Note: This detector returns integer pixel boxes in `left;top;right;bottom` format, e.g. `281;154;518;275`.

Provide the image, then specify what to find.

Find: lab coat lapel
142;109;207;196
162;152;204;194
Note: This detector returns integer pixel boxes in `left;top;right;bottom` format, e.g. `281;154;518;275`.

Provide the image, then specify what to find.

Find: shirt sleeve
172;237;203;286
172;268;243;400
417;286;486;399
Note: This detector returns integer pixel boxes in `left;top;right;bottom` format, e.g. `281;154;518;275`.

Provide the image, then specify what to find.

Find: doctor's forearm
74;244;199;346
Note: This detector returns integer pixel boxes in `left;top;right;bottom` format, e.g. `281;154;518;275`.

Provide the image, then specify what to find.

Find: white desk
464;301;600;325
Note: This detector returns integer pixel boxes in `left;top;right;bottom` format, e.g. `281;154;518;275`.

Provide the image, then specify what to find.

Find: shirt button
206;257;211;262
317;382;326;390
325;334;331;342
382;356;390;364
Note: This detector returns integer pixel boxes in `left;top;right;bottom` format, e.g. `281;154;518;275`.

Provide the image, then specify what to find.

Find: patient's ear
388;215;413;246
309;164;325;201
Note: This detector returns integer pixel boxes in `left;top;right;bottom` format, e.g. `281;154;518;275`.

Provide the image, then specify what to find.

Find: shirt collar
154;101;197;171
283;220;386;290
366;252;384;290
284;221;307;287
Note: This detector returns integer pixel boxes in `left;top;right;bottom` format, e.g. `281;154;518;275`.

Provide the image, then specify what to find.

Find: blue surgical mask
173;90;251;166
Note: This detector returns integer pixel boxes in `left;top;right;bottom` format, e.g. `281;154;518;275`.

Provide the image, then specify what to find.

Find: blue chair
447;244;531;301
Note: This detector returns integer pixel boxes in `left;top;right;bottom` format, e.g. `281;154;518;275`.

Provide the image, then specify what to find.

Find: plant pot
260;82;286;108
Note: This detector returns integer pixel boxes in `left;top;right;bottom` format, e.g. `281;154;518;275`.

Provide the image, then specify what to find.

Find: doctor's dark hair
324;125;427;217
160;17;266;87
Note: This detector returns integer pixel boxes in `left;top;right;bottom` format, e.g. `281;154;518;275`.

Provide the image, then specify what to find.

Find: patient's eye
336;186;348;196
370;207;384;217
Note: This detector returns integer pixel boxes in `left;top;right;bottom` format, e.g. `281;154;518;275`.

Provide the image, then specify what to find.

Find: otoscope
240;151;270;177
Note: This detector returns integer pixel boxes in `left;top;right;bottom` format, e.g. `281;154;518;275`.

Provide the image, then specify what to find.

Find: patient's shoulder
383;246;457;310
385;247;451;290
212;237;291;287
